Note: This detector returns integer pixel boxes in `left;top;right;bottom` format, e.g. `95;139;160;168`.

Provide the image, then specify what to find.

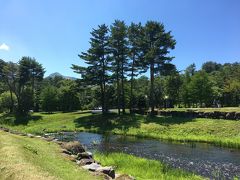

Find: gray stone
61;141;85;154
96;166;115;179
77;152;93;160
61;149;72;155
82;163;101;171
27;133;34;138
77;158;95;166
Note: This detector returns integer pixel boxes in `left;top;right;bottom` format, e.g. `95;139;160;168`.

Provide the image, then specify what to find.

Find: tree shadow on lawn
14;114;43;125
144;115;196;126
74;113;141;132
69;110;92;115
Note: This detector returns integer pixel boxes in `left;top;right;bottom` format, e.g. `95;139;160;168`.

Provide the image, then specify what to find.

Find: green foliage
188;71;213;107
95;152;203;180
142;21;176;112
58;80;80;111
0;91;17;112
72;24;110;113
110;20;129;114
202;61;222;73
40;86;58;112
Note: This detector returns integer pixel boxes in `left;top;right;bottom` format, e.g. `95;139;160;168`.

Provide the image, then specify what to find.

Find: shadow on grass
14;115;43;125
0;113;43;125
74;113;196;132
144;115;195;125
70;110;92;115
74;113;141;132
0;113;15;125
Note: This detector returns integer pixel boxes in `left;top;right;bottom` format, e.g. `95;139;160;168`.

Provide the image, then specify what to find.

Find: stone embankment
132;109;240;120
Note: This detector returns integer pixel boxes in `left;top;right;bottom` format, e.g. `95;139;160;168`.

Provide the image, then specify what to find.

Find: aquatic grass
94;152;204;180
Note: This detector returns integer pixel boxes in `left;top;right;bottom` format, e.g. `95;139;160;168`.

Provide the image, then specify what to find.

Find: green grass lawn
1;111;240;148
94;152;203;180
0;131;99;180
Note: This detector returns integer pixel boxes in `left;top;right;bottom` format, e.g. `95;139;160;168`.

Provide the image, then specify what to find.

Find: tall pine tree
128;22;146;113
109;20;129;114
142;21;176;114
72;24;110;113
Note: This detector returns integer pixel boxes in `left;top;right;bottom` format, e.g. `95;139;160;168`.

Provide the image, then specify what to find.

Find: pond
54;132;240;179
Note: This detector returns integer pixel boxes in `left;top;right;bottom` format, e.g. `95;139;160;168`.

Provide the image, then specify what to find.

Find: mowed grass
0;131;99;180
94;152;203;180
1;110;240;148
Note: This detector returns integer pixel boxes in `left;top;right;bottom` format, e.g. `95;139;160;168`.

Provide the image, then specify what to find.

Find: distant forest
0;20;239;117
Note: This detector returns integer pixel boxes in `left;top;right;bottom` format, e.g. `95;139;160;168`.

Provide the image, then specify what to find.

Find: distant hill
47;72;77;80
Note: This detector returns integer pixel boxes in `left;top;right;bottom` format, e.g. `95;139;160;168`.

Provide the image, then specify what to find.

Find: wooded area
0;21;239;119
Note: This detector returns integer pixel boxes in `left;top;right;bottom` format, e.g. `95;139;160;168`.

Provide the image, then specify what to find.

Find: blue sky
0;0;240;77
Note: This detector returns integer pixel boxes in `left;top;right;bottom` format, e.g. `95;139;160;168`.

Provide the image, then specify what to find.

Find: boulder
213;111;221;119
77;158;95;166
235;112;240;120
3;128;9;132
77;151;93;160
61;141;85;154
225;112;235;120
82;163;101;171
61;149;72;155
45;137;55;141
96;166;115;179
27;133;34;138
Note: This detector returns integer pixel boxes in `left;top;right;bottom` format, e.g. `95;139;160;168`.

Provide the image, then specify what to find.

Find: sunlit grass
1;110;240;148
0;131;99;180
94;152;204;180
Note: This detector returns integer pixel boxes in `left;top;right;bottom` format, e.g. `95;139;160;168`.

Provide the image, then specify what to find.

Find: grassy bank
1;111;240;148
0;131;98;180
94;152;203;180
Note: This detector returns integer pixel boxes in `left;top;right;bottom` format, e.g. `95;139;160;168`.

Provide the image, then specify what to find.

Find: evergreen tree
18;57;45;113
72;24;110;113
142;21;176;113
128;22;146;112
109;20;129;114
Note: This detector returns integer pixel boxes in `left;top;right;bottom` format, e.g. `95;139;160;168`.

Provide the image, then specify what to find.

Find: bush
0;91;17;112
40;86;59;113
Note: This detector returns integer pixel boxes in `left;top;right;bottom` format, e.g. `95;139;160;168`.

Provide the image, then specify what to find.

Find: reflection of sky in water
55;132;240;179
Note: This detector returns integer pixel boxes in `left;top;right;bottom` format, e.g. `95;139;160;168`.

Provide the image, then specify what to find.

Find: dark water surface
54;132;240;179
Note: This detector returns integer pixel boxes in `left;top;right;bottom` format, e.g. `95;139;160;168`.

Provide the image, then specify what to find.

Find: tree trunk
117;60;121;115
100;82;104;114
121;58;125;114
130;55;135;113
150;63;155;114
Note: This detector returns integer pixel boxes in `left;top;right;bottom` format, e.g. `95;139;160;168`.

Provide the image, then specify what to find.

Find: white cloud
0;43;10;51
